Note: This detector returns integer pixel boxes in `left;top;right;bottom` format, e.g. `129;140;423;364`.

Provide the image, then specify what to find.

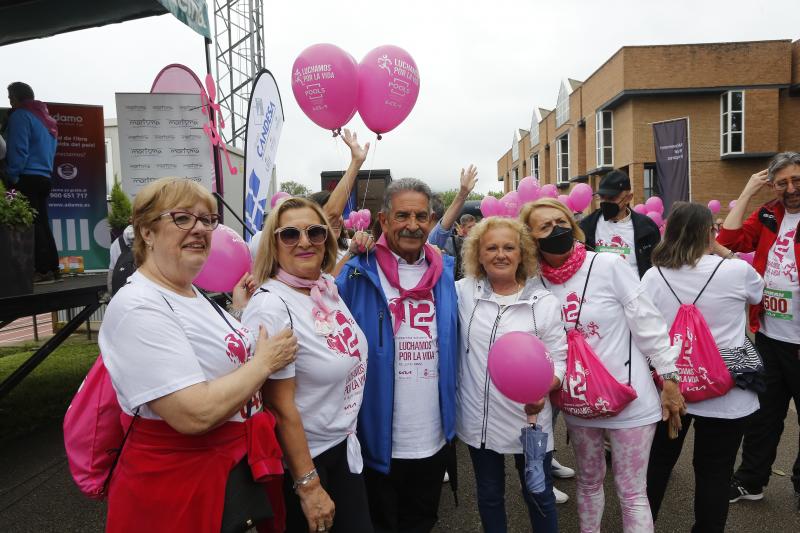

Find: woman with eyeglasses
243;196;372;533
99;177;298;532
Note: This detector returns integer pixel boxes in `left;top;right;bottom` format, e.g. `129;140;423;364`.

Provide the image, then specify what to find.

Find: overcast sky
1;0;797;195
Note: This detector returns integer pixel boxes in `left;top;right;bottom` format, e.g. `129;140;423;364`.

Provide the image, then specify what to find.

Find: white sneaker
551;458;576;479
553;486;569;504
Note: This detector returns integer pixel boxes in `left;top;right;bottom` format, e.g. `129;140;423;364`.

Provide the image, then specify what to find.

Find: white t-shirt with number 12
761;211;800;343
594;215;638;276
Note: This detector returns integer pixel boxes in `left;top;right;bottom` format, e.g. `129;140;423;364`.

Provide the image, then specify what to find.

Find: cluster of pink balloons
633;196;666;228
194;225;251;292
480;177;596;219
487;332;554;404
291;43;420;137
707;198;738;214
344;209;372;231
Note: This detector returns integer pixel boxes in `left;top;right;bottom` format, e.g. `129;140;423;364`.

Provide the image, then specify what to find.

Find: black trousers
734;332;800;493
283;439;373;533
14;174;59;274
363;445;448;533
647;413;747;533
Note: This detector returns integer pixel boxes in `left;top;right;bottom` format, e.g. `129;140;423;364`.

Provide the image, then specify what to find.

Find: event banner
652;118;690;214
46;103;109;271
116;93;213;198
243;70;284;241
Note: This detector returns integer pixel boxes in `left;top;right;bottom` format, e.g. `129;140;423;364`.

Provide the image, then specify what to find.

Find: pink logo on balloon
291;43;359;132
357;45;420;137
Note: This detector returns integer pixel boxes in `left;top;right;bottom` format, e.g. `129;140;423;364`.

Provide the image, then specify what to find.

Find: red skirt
106;411;285;533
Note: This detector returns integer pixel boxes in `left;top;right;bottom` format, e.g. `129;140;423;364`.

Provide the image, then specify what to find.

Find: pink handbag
654;263;734;402
63;355;134;499
552;256;638;418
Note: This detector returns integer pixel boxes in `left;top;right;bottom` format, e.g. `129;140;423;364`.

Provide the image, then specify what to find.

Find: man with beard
336;178;458;532
580;169;660;279
718;152;800;509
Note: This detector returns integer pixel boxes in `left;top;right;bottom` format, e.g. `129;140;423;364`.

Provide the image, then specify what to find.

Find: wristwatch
660;371;680;384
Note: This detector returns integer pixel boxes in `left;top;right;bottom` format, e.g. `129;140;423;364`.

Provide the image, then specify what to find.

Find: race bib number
596;245;631;256
763;288;794;320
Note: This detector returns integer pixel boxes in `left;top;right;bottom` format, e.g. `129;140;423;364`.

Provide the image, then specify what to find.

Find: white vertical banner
116;93;214;198
243;70;284;241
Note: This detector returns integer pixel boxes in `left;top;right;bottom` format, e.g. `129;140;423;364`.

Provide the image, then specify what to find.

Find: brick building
497;39;800;215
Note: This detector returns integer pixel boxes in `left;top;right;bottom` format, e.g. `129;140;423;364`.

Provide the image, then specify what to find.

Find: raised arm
439;165;478;232
324;129;370;221
723;169;769;230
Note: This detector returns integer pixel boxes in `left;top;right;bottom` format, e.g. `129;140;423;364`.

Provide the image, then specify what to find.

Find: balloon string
359;134;379;212
333;135;355;214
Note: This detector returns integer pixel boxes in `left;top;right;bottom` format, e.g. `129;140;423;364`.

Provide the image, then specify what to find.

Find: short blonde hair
519;198;585;242
462;217;539;283
252;196;339;284
132;177;216;266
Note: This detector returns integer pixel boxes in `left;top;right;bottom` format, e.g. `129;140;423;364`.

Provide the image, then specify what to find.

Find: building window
530;153;540;180
643;164;659;200
556;134;569;183
721;90;744;155
513;168;520;190
595;111;613;167
556;82;569;127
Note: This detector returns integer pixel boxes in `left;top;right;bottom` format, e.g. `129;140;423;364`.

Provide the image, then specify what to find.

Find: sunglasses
274;224;328;246
160;211;220;230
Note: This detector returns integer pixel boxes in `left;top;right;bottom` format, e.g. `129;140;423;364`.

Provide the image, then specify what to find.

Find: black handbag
220;456;274;533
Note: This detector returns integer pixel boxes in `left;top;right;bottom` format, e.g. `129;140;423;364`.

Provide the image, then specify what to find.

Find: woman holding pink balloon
244;196;372;533
521;198;684;533
455;216;567;533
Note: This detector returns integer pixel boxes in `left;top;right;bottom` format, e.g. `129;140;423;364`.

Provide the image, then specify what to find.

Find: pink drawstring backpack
552;255;639;418
654;262;734;402
63;355;135;499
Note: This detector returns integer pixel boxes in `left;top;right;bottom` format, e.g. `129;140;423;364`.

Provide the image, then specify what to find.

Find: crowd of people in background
95;144;799;533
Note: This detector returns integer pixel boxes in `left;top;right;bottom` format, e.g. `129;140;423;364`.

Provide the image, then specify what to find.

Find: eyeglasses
159;211;219;230
274;224;328;246
773;176;800;191
392;211;430;223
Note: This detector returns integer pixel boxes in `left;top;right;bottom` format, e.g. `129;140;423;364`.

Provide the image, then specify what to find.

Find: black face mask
600;201;621;221
538;225;574;254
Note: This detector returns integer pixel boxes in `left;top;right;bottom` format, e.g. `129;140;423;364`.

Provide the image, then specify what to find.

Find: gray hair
459;213;476;225
768;152;800;181
382;178;432;213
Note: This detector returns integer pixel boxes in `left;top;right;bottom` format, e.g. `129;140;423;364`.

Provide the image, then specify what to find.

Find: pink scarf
541;242;587;285
275;269;340;328
374;234;444;333
19;100;58;138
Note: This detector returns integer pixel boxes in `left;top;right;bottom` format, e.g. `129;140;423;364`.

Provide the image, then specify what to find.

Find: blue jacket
336;252;458;474
5;109;57;183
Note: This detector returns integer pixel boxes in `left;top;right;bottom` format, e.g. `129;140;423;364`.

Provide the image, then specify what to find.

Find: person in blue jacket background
336;178;458;533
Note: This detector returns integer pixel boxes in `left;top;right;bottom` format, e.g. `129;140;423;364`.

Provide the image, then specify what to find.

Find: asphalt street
1;409;798;532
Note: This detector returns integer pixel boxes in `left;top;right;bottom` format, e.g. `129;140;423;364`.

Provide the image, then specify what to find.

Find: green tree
485;190;504;199
108;178;132;231
280;180;311;196
436;189;484;210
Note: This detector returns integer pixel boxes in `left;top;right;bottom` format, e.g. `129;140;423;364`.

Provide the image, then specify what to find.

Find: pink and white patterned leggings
569;423;657;533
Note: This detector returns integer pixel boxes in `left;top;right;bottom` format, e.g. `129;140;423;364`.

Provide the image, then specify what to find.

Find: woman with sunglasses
244;196;372;533
99;177;298;532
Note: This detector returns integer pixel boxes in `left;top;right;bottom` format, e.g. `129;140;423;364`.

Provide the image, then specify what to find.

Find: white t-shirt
242;276;368;467
545;251;679;429
377;250;445;459
595;214;638;276
99;271;258;422
642;256;764;419
761;211;800;343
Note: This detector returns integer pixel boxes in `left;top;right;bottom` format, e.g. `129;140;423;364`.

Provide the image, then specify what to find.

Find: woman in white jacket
456;216;567;533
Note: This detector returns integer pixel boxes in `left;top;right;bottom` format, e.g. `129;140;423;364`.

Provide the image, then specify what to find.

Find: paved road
1;412;798;532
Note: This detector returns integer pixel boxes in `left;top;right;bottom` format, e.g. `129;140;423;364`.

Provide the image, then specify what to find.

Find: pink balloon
194;225;251;292
633;203;647;215
356;209;372;230
517;176;540;204
729;200;737;210
569;183;593;212
645;196;664;215
291;43;358;131
500;191;520;217
557;194;570;207
344;217;354;230
708;199;721;215
488;332;554;403
270;191;290;209
647;211;664;227
481;195;500;218
357;45;420;136
540;184;558;198
738;252;755;265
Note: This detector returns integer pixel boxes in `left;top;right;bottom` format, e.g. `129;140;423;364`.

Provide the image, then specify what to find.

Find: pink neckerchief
275;269;339;331
541;242;587;285
18;100;58;138
374;234;444;333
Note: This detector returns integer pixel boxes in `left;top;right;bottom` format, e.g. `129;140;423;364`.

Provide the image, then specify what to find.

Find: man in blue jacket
336;178;458;533
5;82;59;283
